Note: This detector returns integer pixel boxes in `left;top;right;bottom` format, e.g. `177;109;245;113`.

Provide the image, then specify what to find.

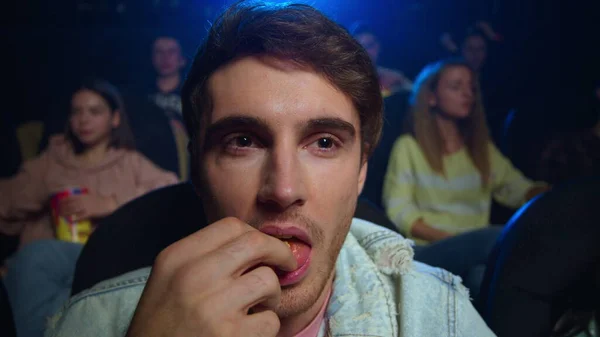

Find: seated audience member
441;23;511;145
0;79;178;246
150;34;186;117
351;22;412;98
129;34;190;180
46;3;494;336
0;80;177;337
441;21;502;77
382;59;548;296
350;22;412;208
384;58;548;241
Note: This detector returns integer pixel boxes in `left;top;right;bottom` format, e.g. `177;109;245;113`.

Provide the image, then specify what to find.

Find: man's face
152;37;185;77
199;56;367;318
461;35;487;72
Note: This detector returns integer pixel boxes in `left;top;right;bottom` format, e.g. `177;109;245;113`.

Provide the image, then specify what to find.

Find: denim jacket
46;219;495;337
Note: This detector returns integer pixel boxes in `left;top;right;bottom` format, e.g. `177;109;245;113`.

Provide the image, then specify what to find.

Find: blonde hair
407;59;491;185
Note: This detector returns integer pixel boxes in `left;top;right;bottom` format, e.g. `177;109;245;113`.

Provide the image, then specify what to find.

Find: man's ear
357;150;369;195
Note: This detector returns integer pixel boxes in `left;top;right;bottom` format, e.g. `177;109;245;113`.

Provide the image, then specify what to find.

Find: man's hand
126;217;297;337
58;194;117;221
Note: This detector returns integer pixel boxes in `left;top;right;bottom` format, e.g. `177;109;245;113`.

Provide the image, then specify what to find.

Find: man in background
150;35;186;119
129;34;190;180
351;22;411;209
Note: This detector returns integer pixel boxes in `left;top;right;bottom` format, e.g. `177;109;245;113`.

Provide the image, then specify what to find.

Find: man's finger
154;217;256;273
240;309;280;337
168;230;296;292
213;230;297;277
235;266;282;312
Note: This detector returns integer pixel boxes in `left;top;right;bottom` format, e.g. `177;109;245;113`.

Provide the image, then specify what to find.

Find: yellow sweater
382;135;542;243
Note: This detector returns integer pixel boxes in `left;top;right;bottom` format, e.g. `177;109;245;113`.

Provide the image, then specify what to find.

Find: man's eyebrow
204;116;270;139
303;118;356;138
204;116;356;140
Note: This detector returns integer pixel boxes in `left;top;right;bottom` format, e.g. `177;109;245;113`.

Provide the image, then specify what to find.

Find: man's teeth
278;235;293;239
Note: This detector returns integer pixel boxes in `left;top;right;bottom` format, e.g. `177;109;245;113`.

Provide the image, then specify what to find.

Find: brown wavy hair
406;59;491;185
182;1;383;164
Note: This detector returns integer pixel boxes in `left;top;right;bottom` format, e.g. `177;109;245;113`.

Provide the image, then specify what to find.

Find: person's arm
46;218;298;337
525;185;551;201
0;152;50;235
410;219;453;243
382;137;452;241
490;143;550;208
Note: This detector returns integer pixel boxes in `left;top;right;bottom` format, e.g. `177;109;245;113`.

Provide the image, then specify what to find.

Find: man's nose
257;144;307;211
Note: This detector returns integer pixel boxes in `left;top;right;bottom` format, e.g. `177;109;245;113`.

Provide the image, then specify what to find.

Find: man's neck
277;274;334;337
435;114;463;154
156;73;181;94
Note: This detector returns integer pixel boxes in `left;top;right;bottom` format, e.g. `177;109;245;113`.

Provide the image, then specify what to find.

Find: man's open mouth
261;227;313;286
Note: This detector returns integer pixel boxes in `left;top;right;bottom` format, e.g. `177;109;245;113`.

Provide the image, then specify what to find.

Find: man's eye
224;135;259;150
233;136;253;147
308;136;341;155
317;137;334;149
220;134;261;155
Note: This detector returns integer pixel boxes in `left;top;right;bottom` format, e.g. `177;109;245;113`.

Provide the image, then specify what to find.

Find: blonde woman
382;59;548;298
383;59;547;243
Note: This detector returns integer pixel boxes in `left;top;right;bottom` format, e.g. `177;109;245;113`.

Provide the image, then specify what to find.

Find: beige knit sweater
0;135;178;245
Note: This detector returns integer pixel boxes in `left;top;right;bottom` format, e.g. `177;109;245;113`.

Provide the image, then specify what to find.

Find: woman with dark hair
65;79;136;153
0;79;177;337
0;79;177;246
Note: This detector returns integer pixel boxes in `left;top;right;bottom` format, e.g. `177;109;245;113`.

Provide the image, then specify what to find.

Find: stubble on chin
273;209;353;319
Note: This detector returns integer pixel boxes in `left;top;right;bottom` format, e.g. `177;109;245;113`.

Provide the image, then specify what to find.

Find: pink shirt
293;286;332;337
